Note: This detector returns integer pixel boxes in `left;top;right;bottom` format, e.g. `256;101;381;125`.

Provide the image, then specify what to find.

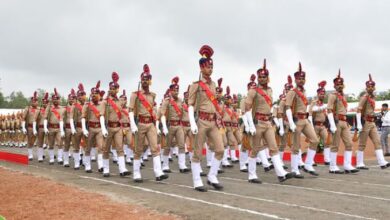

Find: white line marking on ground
316;177;390;188
221;177;390;202
79;175;289;220
164;182;377;220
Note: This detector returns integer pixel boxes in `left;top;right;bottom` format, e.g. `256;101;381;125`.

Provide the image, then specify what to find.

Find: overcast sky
1;0;389;102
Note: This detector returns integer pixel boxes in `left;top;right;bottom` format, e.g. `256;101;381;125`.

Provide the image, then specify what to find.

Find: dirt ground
0;167;181;220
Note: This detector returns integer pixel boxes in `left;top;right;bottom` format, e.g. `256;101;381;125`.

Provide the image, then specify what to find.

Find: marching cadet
244;59;295;183
119;90;134;165
0;115;5;146
36;93;49;162
182;87;193;159
327;70;359;174
231;94;242;164
356;74;390;169
239;75;258;172
129;64;168;183
285;63;320;178
81;81;107;173
63;89;77;167
72;83;87;170
21;92;40;160
223;86;240;164
44;88;66;165
188;45;226;192
102;72;130;177
160;77;190;173
17;112;25;147
308;81;331;165
9;113;16;147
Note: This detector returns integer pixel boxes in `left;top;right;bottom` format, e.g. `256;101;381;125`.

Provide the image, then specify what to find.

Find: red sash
169;99;182;117
51;107;61;120
107;98;122;119
336;93;348;108
182;104;188;112
74;103;83;112
255;87;272;107
366;96;375;109
293;88;308;106
121;109;129;118
40;107;45;114
225;106;237;120
88;103;101;118
198;81;222;114
137;92;156;120
66;106;71;113
30;107;36;114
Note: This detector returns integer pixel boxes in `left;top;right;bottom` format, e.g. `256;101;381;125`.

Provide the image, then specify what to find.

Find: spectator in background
381;103;390;156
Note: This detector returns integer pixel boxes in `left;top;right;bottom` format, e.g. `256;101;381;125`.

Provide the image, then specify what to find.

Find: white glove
320;105;327;110
161;116;169;135
155;120;161;135
327;113;337;133
308;115;313;127
21;121;27;134
356;113;363;132
44;119;49;134
129;112;138;134
241;115;250;133
81;118;89;137
100;116;108;137
70;119;76;135
59;121;65;137
245;111;256;136
33;122;37;136
188;106;198;134
278;118;285;136
273;117;280;128
286;109;296;132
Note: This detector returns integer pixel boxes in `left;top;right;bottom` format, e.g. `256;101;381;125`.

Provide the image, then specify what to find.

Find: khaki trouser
330;120;352;152
37;128;45;148
278;124;289;152
251;122;278;157
48;128;63;149
27;128;36;148
123;128;133;149
183;126;193;152
164;125;185;155
64;128;73;152
292;119;319;154
87;127;103;156
134;123;159;160
314;125;328;146
358;121;381;151
226;127;238;150
73;128;86;153
103;127;124;159
193;119;224;162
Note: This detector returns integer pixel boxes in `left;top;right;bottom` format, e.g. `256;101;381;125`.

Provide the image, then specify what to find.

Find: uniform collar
201;75;212;84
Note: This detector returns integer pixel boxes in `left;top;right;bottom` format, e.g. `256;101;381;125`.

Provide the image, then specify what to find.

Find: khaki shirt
65;104;75;124
120;108;130;124
82;101;105;123
22;106;40;125
181;103;189;122
44;105;66;124
309;99;326;122
73;102;85;123
277;99;287;118
129;89;156;117
327;92;347;115
286;88;308;113
105;97;123;122
37;106;48;126
161;97;183;121
188;76;217;114
245;87;273;114
358;94;375;117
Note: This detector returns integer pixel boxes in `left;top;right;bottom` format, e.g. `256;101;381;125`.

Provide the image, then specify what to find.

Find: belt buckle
209;114;213;120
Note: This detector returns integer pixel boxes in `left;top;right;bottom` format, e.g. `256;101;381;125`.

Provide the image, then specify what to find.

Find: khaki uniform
277;98;290;151
223;105;241;149
64;104;75;152
358;94;381;151
309;99;328;148
286;89;319;154
129;89;159;159
327;92;352;152
160;97;185;155
45;105;66;149
103;97;125;159
72;102;87;153
188;77;224;162
181;103;193;152
245;86;279;157
37;106;48;148
120;108;132;149
22;107;40;147
82;101;105;156
240;97;252;151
